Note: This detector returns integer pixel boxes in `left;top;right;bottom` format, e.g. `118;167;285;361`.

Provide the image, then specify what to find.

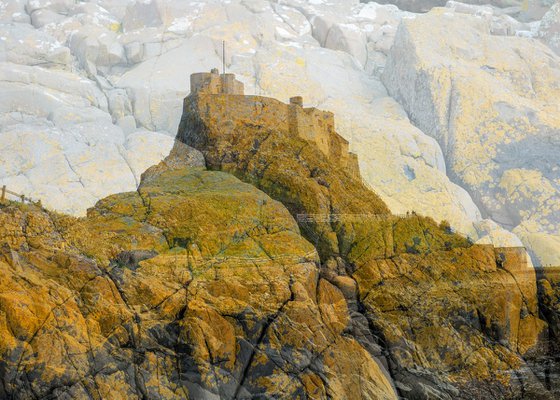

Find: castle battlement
186;71;360;179
190;68;245;95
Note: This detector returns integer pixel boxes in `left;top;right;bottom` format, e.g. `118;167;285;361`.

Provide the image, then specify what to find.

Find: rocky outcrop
177;90;553;398
539;1;560;54
0;81;557;398
535;267;560;398
382;9;560;267
0;151;396;399
366;0;553;18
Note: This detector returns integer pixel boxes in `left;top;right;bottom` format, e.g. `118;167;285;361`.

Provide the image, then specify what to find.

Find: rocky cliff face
0;87;558;399
0;145;397;399
178;93;556;399
1;1;560;397
382;9;560;267
535;267;560;398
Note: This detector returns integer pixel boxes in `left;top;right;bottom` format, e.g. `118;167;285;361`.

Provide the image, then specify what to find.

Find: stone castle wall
184;73;360;178
187;92;360;178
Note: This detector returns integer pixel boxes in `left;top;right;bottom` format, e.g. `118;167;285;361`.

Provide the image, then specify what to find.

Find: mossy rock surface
179;93;554;399
0;164;396;400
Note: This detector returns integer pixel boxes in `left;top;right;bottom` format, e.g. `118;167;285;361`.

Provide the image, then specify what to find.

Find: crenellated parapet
190;68;245;95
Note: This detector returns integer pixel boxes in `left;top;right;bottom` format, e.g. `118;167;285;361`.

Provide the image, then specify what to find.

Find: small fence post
1;185;5;202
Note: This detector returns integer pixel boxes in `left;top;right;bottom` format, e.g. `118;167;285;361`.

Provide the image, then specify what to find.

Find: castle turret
290;96;303;107
190;69;244;95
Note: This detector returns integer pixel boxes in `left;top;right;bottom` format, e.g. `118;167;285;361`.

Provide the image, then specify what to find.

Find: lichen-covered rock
0;160;396;399
382;9;560;267
539;1;560;54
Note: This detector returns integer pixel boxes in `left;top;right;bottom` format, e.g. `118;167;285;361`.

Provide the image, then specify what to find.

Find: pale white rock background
539;0;560;54
0;0;557;265
382;8;560;266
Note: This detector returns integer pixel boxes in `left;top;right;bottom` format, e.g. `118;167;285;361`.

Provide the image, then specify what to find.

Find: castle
187;69;361;178
190;68;245;95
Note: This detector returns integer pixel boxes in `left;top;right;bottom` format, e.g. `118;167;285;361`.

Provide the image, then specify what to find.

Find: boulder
325;22;368;66
69;25;125;69
0;23;72;66
29;8;66;28
0;0;28;23
122;0;163;32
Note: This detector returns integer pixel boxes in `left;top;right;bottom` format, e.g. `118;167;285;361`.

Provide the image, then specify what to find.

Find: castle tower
190;69;244;95
288;96;303;137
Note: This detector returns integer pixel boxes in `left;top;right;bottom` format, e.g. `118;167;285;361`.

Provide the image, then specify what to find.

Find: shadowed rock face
534;267;560;398
178;92;556;399
0;154;396;399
